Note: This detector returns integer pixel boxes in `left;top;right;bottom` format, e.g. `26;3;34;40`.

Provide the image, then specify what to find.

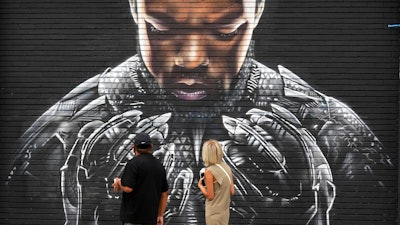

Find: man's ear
254;0;265;27
128;0;138;24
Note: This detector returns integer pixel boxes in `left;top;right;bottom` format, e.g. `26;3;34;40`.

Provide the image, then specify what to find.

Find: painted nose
175;35;209;69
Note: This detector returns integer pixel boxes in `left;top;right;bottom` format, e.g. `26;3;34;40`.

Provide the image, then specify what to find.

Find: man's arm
112;178;133;193
157;191;168;225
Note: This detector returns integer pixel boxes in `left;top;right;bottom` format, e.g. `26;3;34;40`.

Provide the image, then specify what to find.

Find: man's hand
112;178;121;192
157;216;164;225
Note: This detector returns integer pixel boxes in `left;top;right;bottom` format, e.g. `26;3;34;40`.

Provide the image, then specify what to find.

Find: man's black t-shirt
120;153;169;224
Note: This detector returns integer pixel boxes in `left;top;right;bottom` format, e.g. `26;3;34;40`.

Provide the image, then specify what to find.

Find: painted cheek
213;44;243;78
143;39;173;85
205;62;234;93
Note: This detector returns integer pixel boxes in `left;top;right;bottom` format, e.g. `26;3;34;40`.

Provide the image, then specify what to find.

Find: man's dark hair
135;145;153;154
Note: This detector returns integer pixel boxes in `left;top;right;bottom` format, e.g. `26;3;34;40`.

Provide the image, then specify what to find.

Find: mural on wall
5;0;395;224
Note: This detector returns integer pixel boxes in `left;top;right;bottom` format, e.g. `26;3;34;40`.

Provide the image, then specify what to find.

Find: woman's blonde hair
202;139;223;166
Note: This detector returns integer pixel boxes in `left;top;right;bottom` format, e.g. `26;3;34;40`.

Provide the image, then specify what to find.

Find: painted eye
147;22;168;35
219;29;238;40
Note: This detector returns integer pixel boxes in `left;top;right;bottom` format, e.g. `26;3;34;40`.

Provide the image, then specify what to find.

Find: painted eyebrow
206;10;244;25
144;11;175;25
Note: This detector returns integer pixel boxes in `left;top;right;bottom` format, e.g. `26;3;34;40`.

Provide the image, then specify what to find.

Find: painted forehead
143;0;244;7
142;0;246;23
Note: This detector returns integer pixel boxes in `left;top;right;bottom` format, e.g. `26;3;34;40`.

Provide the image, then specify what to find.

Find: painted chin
172;90;207;101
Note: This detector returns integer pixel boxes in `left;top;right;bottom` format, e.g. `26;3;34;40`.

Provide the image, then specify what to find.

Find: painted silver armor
7;55;391;225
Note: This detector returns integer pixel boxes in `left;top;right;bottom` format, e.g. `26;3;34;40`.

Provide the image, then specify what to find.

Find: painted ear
254;0;265;27
128;0;138;24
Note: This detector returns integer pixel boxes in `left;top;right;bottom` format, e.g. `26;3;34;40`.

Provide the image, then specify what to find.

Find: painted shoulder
254;61;392;175
19;56;141;145
253;60;376;136
251;60;328;102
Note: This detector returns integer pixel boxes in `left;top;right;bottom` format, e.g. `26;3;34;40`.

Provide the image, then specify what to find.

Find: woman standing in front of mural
198;140;235;225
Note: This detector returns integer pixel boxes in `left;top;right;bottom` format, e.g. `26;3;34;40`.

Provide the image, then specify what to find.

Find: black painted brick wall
0;0;398;224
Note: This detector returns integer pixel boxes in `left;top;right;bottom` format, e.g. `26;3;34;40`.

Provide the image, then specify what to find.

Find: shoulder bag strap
216;164;231;183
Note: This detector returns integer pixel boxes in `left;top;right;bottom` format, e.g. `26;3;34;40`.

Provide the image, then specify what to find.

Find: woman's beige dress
205;163;232;225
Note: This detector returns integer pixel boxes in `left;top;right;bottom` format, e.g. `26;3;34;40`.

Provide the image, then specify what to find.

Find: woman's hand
198;176;205;188
198;170;215;200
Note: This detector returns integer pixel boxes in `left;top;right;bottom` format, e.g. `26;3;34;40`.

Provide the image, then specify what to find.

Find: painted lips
167;68;214;101
172;89;207;101
171;75;210;101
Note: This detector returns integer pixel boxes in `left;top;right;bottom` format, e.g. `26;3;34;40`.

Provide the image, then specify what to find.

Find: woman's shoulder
208;163;231;173
206;164;217;170
218;162;230;169
221;163;232;173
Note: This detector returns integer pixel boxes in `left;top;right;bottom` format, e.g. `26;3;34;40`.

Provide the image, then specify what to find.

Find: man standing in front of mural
112;133;169;225
6;0;393;224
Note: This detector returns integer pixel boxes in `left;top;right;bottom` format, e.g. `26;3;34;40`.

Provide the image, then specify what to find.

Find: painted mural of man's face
129;0;264;112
